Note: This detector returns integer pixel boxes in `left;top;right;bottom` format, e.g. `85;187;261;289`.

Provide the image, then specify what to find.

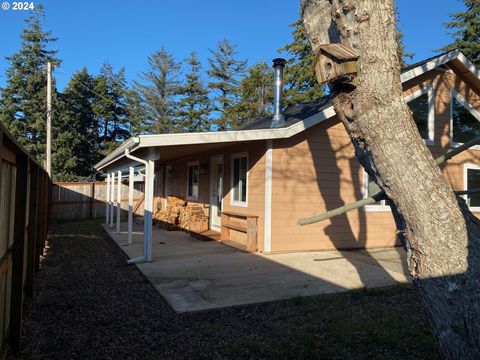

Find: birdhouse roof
319;44;359;61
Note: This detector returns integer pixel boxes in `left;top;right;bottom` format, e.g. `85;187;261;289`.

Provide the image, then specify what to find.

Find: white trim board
450;89;480;150
405;85;435;145
464;163;480;212
264;140;273;253
230;152;249;208
362;170;390;212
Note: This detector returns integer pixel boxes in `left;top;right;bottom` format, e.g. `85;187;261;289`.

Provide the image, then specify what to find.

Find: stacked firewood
154;196;186;229
154;196;208;233
179;205;208;231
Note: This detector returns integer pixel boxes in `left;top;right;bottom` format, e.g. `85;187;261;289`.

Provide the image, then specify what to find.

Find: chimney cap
272;58;286;66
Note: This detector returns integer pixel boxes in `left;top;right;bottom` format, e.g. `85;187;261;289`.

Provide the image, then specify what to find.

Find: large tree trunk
300;0;480;358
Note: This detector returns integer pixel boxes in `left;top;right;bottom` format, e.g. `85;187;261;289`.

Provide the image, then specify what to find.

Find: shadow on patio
103;222;410;313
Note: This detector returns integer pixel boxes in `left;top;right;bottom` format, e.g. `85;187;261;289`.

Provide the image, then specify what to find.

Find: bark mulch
14;219;437;360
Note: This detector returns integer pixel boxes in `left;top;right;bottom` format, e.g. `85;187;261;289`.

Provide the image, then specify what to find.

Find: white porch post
127;166;134;245
145;160;155;261
106;173;110;224
109;172;115;227
116;169;121;233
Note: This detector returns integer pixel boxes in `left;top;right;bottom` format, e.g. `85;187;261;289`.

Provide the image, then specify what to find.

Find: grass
15;219;437;360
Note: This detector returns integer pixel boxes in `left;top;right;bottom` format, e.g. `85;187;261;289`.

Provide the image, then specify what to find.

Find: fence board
0;123;50;357
51;181;145;220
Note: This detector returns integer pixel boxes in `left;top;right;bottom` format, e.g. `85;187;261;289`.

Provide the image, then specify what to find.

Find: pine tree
0;4;60;164
53;67;100;181
441;0;480;67
134;47;182;134
279;20;323;107
93;62;130;152
395;7;414;68
207;39;247;130
124;88;148;136
234;62;273;125
177;51;212;132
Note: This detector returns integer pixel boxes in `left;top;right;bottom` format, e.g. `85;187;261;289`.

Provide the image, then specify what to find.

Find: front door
210;156;223;231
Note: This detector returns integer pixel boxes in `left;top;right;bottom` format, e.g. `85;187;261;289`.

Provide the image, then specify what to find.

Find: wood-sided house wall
153;141;267;252
270;66;480;253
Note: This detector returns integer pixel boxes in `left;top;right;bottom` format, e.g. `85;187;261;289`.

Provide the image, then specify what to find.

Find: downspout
124;148;154;264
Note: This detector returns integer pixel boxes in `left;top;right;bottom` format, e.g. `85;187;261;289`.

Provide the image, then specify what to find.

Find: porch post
127;166;134;245
116;169;121;233
106;173;110;224
145;160;155;261
109;172;115;227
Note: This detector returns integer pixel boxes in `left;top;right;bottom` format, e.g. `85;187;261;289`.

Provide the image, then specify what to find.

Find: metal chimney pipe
271;58;286;128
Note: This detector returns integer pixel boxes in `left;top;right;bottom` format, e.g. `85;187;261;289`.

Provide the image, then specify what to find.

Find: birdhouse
314;44;359;85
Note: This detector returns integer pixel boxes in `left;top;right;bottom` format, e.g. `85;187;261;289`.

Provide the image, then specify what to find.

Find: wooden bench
221;211;258;252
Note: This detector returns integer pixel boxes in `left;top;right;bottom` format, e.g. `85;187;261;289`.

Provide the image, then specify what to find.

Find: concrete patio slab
103;222;411;313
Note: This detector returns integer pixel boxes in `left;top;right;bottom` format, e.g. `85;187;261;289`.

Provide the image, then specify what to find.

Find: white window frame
450;89;480;150
362;170;390;212
186;161;199;201
405;85;435;145
230;152;249;207
463;163;480;212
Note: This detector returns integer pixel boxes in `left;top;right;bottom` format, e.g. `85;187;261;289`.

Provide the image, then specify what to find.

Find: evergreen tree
279;20;323;107
53;67;100;181
177;51;212;132
234;62;273;124
124;88;148;136
92;62;130;152
0;4;60;164
134;47;182;134
441;0;480;67
395;7;413;68
207;39;247;130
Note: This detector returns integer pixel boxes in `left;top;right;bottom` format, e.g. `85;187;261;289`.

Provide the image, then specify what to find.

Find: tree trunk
300;0;480;358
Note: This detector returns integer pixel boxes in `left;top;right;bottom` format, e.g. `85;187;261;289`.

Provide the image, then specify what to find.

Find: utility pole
46;62;52;177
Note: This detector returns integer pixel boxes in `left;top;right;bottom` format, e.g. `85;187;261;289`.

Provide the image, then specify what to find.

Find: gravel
14;219;437;360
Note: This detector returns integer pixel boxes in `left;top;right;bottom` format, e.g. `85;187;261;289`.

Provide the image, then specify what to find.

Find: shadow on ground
15;219;437;360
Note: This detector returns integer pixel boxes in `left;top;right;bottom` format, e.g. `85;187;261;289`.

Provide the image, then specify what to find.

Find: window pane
467;168;480;207
408;93;429;139
452;98;480;143
188;164;199;198
240;157;247;202
367;175;383;206
188;166;193;196
233;158;240;201
233;156;247;203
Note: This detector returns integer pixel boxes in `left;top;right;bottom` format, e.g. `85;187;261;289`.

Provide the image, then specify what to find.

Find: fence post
9;153;29;353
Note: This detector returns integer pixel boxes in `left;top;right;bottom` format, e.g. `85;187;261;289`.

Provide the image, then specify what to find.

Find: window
231;153;248;206
451;90;480;146
187;162;199;200
464;164;480;211
405;86;434;144
362;171;390;211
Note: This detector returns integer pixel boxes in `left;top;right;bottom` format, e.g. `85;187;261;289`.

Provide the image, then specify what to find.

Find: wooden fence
0;123;50;357
51;181;145;221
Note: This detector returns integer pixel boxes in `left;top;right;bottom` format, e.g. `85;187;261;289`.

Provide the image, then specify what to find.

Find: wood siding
270;68;480;253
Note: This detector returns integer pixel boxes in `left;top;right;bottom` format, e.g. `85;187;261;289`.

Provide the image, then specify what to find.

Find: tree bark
300;0;480;358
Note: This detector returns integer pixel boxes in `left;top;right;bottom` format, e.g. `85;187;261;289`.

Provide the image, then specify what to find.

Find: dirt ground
14;219;437;360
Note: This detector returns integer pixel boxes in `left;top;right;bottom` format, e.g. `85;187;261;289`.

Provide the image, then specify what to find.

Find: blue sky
0;0;466;90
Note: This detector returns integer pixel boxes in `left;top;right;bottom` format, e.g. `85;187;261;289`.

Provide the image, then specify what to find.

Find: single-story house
94;49;480;259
